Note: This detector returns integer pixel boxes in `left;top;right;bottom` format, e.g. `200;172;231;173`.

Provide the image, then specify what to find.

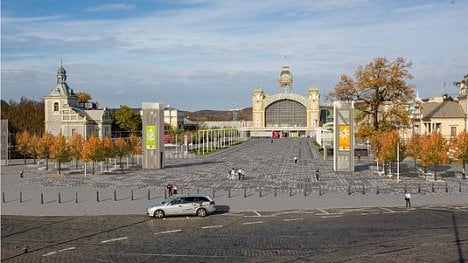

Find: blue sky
2;0;467;111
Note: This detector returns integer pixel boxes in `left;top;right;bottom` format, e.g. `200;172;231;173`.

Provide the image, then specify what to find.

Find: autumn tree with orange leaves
37;132;54;170
75;92;92;103
419;133;449;181
81;135;105;175
328;57;414;139
128;134;142;166
114;137;129;170
450;131;468;174
16;131;31;164
102;136;115;171
50;134;70;174
68;133;84;169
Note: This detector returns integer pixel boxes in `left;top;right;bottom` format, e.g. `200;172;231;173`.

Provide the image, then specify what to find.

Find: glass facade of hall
265;99;307;127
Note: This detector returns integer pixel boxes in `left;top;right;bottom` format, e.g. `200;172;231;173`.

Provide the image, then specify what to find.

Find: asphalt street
2;205;468;262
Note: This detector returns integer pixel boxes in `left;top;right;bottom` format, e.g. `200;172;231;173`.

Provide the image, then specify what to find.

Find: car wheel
153;210;165;218
196;208;207;217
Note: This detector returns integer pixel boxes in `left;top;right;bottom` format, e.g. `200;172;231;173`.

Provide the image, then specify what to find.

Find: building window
54;102;59;112
451;127;457;137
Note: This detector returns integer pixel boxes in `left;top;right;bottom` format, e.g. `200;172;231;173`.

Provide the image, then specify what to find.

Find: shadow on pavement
214;205;230;214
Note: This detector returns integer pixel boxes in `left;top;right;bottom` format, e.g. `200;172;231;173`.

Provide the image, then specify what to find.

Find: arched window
54;102;59;112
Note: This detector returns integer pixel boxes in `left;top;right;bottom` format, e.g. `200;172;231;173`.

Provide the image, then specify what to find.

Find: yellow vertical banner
146;125;156;149
338;125;350;150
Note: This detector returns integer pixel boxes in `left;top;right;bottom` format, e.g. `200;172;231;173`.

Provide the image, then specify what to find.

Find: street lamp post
397;141;400;183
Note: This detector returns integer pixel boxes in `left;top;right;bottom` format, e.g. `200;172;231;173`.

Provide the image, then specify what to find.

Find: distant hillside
183;107;252;122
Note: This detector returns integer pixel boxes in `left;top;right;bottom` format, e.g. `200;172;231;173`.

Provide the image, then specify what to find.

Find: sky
1;0;467;111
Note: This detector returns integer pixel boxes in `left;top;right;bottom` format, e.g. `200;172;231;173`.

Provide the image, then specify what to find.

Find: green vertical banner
146;125;157;149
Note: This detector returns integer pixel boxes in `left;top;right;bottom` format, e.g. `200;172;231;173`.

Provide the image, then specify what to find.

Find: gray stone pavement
1;138;467;216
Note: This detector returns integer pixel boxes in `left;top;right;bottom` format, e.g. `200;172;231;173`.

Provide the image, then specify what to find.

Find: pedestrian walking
405;193;411;207
230;168;236;180
166;183;173;197
294;156;298;164
238;168;244;180
172;185;178;195
19;170;24;178
315;169;320;181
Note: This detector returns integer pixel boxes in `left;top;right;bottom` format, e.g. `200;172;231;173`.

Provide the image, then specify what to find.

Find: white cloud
394;4;436;13
2;0;468;110
86;3;136;12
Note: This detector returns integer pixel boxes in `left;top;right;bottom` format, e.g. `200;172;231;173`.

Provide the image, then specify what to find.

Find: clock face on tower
281;73;291;82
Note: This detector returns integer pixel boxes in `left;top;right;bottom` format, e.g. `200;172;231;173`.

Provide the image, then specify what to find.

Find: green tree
328;57;414;138
50;134;70;174
112;105;142;135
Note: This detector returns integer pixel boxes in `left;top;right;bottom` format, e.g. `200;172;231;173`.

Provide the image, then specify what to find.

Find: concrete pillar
142;102;165;169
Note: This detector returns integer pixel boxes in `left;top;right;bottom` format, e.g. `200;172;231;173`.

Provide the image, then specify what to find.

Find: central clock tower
278;64;293;93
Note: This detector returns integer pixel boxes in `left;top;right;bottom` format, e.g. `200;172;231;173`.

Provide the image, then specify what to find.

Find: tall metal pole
397;141;400;183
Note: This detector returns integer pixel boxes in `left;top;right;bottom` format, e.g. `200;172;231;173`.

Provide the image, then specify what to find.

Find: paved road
2;205;467;262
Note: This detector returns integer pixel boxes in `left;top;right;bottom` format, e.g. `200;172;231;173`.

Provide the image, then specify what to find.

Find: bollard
274;187;277;197
41;193;44;204
244;187;247;198
212;188;215;198
418;183;421;193
348;183;351;195
460;181;462;192
148;189;151;200
376;186;380;195
22;244;29;254
131;190;134;201
432;183;435;192
75;192;78;203
228;188;231;198
446;182;448;193
164;189;167;199
114;190;117;201
97;191;100;202
404;184;407;194
319;185;322;196
2;192;5;203
20;191;23;203
289;187;292;197
259;187;262;198
362;184;365;195
304;186;307;196
58;192;61;204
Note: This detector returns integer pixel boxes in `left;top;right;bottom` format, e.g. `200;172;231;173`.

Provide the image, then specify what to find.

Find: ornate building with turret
250;64;320;138
44;64;112;140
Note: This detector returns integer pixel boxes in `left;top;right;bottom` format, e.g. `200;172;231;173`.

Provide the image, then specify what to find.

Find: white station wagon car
146;194;216;218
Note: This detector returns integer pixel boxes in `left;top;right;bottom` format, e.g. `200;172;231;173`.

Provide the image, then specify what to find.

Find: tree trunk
434;165;437;181
75;158;79;169
46;157;49;170
58;161;61;174
92;161;95;175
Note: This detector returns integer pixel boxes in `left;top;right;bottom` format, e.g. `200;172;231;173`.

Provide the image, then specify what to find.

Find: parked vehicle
146;194;216;218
